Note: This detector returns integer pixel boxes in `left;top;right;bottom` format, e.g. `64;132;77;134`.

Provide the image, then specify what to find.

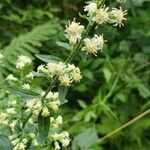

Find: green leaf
35;54;62;63
56;41;70;49
0;134;13;150
103;67;112;82
38;113;50;143
58;86;68;104
6;85;38;99
72;128;98;150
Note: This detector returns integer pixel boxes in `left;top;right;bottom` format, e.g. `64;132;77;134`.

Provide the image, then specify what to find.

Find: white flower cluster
0;112;8;125
65;19;84;44
16;55;32;69
82;34;105;55
11;137;28;150
6;74;18;81
26;91;60;117
50;115;63;129
51;131;71;150
84;2;127;27
38;62;82;87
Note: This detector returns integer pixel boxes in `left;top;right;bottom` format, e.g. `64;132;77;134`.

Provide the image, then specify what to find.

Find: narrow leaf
58;86;68;104
6;85;38;99
35;54;62;63
56;41;70;49
38;113;50;143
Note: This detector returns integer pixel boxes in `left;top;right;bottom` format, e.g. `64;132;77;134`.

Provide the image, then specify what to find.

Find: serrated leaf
35;54;62;63
58;86;68;104
72;128;98;150
0;134;13;150
56;41;70;49
38;114;50;143
6;85;38;99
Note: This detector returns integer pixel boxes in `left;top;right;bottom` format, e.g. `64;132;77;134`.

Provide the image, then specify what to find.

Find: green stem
22;0;106;131
98;109;150;143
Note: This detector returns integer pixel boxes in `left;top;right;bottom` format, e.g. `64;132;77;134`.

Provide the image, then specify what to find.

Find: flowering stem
22;0;106;132
98;109;150;143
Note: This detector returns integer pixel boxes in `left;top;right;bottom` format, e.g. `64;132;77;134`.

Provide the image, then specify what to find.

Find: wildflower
0;112;8;125
70;67;82;82
41;107;50;117
26;72;34;79
49;101;60;112
65;19;84;44
22;83;31;90
54;141;61;150
93;7;109;24
59;74;72;87
7;108;17;115
47;62;66;76
37;65;47;74
6;74;18;81
84;2;97;16
51;115;63;129
82;34;105;55
16;55;32;69
109;7;127;27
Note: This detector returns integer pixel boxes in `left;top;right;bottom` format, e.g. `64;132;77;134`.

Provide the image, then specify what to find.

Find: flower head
84;2;97;16
65;19;84;44
93;7;109;24
22;83;31;90
82;34;105;56
6;74;18;81
16;55;32;69
110;7;127;27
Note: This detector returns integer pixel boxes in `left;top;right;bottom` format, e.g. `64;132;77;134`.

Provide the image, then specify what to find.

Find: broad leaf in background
72;128;98;150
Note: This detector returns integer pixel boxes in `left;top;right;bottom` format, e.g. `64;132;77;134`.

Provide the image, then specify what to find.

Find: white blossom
82;34;105;55
41;107;50;117
110;7;127;27
59;74;72;87
26;72;34;79
65;19;84;44
6;74;18;81
84;2;97;16
16;55;32;69
93;7;109;24
22;83;31;90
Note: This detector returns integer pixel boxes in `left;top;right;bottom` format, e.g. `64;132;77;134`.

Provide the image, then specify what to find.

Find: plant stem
22;0;106;130
98;109;150;143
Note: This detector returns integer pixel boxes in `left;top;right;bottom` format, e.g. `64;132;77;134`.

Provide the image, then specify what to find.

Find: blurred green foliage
0;0;150;149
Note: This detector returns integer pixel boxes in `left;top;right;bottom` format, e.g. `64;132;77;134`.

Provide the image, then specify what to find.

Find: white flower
59;74;72;87
22;83;30;90
65;19;84;44
70;67;82;82
61;138;70;147
51;115;63;129
7;108;17;115
0;112;8;125
49;101;60;112
110;7;127;27
6;74;18;81
47;62;66;76
37;65;47;73
82;34;105;55
93;7;109;24
41;107;50;117
16;55;32;69
84;2;97;16
54;141;61;150
26;72;34;79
